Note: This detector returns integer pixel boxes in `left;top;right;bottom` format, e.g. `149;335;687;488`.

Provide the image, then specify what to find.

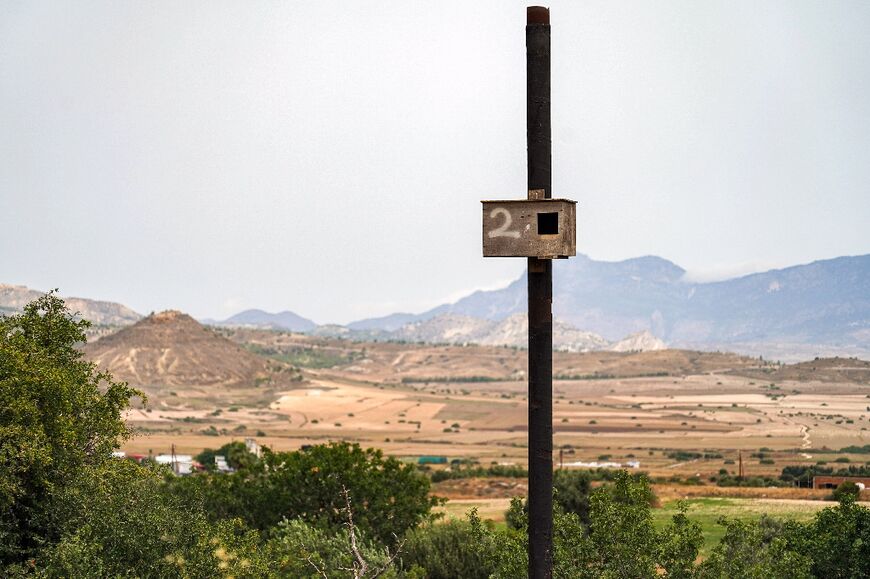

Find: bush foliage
3;295;870;578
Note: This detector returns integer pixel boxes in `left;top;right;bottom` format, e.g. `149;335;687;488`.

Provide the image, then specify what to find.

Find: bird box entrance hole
537;212;558;235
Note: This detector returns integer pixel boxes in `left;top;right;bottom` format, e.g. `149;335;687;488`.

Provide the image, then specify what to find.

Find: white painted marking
488;207;520;238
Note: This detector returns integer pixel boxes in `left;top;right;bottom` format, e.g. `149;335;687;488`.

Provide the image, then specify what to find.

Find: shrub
831;481;860;502
430;464;527;482
401;520;494;579
37;460;267;577
267;518;401;578
553;469;592;524
697;517;812;578
802;495;870;577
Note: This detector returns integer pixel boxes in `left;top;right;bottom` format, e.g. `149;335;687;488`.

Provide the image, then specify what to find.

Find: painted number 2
488;207;520;238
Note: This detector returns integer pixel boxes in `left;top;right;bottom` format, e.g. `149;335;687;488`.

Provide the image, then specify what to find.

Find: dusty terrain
106;326;870;482
85;311;302;408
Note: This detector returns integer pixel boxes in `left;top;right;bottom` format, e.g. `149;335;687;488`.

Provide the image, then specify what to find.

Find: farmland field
651;497;829;555
121;333;870;483
434;492;846;556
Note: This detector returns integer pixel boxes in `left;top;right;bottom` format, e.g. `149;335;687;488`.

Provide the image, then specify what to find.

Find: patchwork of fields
109;329;870;549
121;333;870;481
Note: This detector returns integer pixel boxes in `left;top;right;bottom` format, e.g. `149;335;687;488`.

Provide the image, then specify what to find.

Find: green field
652;497;828;555
437;498;512;525
440;496;833;556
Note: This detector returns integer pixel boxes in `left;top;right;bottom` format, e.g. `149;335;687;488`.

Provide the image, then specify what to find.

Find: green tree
798;495;870;579
657;502;704;579
0;293;142;565
469;506;528;579
586;471;661;577
266;518;415;578
831;481;861;502
37;459;268;578
482;472;696;578
553;469;592;524
195;440;260;471
171;442;440;545
400;519;496;579
697;517;812;578
505;470;593;531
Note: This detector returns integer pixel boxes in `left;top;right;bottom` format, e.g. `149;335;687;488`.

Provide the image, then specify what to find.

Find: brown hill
221;328;769;383
731;356;870;384
83;311;300;398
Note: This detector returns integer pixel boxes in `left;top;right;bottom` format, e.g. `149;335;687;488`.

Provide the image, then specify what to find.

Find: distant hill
389;313;611;352
731;356;870;384
213;309;317;332
83;310;298;391
14;252;868;360
347;312;422;332
609;330;667;353
391;314;492;345
351;254;870;356
0;284;141;326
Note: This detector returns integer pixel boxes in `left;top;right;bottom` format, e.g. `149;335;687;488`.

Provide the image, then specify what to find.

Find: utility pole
482;8;571;578
526;7;553;577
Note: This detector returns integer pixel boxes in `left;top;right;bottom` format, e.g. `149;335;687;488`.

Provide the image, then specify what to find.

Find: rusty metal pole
526;6;552;579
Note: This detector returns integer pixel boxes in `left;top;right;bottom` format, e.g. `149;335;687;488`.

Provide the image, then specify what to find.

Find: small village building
155;453;195;475
214;455;234;473
812;475;870;490
245;438;262;458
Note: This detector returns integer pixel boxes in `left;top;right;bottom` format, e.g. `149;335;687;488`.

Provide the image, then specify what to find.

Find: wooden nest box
481;198;576;259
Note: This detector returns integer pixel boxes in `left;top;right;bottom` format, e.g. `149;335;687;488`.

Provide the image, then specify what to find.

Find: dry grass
653;484;832;502
115;333;870;482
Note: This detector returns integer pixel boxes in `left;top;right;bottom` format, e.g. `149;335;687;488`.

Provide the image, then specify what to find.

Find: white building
214;455;234;473
245;438;262;458
155;453;194;475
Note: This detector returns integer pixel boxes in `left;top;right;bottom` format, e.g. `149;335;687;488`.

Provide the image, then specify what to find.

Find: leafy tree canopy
0;293;143;564
170;441;441;545
481;471;702;578
35;459;267;578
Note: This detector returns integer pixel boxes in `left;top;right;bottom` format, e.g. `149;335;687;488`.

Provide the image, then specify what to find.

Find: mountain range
350;254;870;352
4;253;868;357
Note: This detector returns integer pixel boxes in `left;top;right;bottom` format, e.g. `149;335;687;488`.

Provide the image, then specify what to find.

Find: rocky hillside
388;313;626;352
0;284;141;326
609;330;667;352
391;314;492;345
83;310;298;389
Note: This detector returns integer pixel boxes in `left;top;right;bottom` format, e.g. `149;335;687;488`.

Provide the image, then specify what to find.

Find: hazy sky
2;1;868;324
